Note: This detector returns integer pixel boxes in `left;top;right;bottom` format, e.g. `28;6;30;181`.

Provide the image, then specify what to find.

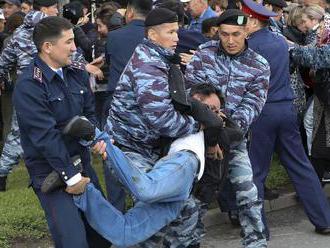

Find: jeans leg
0;109;23;177
95;129;198;203
228;140;266;248
74;183;183;247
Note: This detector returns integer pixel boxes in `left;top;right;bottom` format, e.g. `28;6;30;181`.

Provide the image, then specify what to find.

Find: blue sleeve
290;44;330;69
13;78;79;180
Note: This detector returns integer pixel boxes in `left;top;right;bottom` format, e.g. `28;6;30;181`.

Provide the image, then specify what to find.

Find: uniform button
80;90;84;94
173;90;177;93
64;176;68;180
58;98;61;100
62;172;65;175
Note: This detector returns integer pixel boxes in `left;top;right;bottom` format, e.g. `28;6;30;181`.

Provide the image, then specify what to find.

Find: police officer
13;16;111;247
241;0;330;237
185;9;270;248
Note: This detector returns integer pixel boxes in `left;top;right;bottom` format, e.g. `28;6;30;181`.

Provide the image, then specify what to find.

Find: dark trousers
94;91;113;130
249;102;330;235
34;188;111;248
311;157;330;181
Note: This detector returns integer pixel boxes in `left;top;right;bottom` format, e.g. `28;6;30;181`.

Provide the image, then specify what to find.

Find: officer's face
148;22;179;51
46;29;76;68
219;24;247;55
21;2;32;14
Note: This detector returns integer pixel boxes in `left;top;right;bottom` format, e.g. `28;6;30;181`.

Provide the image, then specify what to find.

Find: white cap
180;0;191;3
0;9;4;20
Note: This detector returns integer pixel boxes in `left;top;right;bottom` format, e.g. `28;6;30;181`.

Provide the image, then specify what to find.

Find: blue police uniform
13;56;111;248
241;0;330;237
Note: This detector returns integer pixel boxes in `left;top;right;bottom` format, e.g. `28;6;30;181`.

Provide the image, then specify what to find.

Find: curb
203;185;330;228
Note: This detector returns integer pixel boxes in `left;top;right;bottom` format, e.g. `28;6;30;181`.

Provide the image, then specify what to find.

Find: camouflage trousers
224;139;266;248
0;109;23;177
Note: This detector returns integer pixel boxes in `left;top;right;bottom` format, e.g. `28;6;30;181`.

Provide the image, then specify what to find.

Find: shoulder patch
70;61;86;70
33;67;43;83
199;40;219;50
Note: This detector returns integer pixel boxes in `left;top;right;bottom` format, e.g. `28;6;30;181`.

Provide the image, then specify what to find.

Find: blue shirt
106;19;145;92
13;56;96;188
188;7;217;33
248;28;294;103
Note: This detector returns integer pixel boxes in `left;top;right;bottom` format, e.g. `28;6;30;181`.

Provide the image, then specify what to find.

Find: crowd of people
0;0;330;247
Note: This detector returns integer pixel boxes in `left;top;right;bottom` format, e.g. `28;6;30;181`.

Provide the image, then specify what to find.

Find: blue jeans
75;129;200;246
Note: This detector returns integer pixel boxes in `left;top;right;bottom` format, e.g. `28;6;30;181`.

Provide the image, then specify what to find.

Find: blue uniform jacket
13;56;96;188
248;28;294;103
106;19;145;92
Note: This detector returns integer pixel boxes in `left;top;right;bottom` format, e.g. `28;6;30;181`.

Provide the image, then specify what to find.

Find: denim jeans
74;129;200;246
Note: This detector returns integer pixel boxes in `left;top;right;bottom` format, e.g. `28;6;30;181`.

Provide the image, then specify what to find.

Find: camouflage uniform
107;38;202;247
0;11;84;179
185;40;270;248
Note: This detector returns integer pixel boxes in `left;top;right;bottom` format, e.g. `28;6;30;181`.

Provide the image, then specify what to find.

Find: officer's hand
206;144;224;160
179;50;195;66
92;140;107;160
65;176;90;195
86;64;104;80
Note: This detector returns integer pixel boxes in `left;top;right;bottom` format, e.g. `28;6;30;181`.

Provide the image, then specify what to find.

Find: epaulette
33;67;43;83
70;61;86;71
199;40;219;50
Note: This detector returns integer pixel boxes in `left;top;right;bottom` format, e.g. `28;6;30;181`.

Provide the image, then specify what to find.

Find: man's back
106;19;145;92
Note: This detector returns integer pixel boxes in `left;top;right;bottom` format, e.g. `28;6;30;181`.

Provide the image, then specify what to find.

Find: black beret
34;0;58;7
263;0;287;8
216;9;247;26
63;1;84;25
145;8;178;27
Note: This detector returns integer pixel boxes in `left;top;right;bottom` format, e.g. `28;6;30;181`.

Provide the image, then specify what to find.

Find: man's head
96;2;123;38
145;8;179;50
33;16;75;68
190;83;223;113
21;0;32;14
216;9;248;55
155;0;186;26
241;0;277;34
1;0;20;19
33;0;58;16
263;0;287;21
125;0;152;23
188;0;208;19
0;9;5;32
202;17;219;39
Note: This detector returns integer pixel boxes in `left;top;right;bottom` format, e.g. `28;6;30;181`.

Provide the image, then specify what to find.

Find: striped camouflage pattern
185;40;270;134
108;39;199;160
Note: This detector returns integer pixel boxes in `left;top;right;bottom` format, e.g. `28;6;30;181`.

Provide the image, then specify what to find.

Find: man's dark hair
190;83;224;105
202;17;218;34
96;2;123;31
127;0;152;16
155;0;185;24
33;16;73;52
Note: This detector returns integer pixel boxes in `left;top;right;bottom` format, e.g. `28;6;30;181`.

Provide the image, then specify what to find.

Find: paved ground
201;203;330;248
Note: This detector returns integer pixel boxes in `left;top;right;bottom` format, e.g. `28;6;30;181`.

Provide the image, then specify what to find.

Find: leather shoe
63;116;95;141
315;227;330;235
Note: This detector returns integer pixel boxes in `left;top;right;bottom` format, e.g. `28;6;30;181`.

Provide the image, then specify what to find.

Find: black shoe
321;171;330;184
41;156;82;193
315;227;330;235
228;210;240;227
264;186;279;200
0;176;7;191
63;116;95;141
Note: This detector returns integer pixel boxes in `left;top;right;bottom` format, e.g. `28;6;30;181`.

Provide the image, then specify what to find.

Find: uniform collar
35;55;68;83
128;19;145;27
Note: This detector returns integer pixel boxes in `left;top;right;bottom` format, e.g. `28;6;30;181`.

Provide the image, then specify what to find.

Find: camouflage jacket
185;41;270;133
108;39;199;160
0;11;84;79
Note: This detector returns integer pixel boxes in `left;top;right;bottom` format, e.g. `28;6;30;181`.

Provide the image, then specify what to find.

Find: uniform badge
70;61;86;71
237;16;244;25
33;67;43;83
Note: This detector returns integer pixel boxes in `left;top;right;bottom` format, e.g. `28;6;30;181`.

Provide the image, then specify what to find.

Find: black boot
0;176;7;191
63;116;95;141
41;156;82;193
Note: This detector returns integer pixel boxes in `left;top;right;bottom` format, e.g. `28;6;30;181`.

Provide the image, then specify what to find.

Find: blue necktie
56;69;64;80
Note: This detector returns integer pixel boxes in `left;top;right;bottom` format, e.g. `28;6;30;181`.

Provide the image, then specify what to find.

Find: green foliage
265;154;291;189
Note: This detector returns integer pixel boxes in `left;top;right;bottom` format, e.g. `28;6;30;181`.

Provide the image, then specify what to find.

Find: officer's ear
41;41;54;55
147;27;158;43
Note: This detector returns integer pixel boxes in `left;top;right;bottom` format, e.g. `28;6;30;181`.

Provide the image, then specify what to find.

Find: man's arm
136;63;199;138
290;44;330;69
230;64;270;133
13;78;80;184
0;37;18;79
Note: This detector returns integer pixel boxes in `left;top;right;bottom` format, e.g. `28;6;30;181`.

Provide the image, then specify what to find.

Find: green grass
0;154;290;247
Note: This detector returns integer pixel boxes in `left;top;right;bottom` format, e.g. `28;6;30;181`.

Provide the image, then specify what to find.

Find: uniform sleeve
13;79;79;182
230;64;270;133
290;44;330;69
135;62;199;138
185;50;207;88
0;37;18;78
81;71;97;125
